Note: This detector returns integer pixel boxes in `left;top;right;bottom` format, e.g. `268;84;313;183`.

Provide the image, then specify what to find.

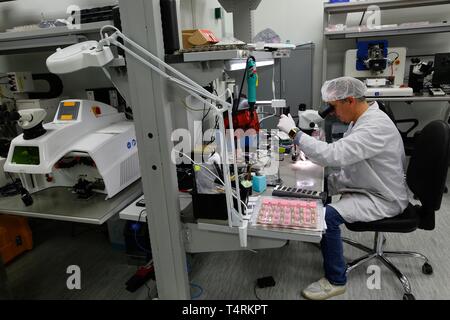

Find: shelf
0;180;143;225
0;21;113;54
324;0;450;13
322;0;450;84
325;22;450;39
367;93;450;102
166;49;286;64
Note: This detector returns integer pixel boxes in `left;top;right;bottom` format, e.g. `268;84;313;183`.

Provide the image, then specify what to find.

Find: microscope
408;58;434;94
291;104;334;162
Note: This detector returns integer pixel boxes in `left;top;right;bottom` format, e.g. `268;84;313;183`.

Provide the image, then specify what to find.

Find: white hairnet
321;77;367;102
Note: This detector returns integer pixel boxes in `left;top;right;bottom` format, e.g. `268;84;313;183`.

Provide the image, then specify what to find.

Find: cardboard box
182;29;219;49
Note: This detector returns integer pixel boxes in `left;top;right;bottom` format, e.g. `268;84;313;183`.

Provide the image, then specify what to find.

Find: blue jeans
321;205;347;285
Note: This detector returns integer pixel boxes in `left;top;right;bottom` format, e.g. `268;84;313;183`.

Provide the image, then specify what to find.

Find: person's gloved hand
277;114;297;134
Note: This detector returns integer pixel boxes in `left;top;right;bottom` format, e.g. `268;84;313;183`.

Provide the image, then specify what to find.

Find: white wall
252;0;325;106
179;0;233;39
183;0;450;127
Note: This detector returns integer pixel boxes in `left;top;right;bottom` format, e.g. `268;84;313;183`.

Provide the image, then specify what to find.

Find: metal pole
118;0;190;299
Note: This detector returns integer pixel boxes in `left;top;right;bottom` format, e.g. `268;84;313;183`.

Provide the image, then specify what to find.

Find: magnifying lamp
46;40;114;74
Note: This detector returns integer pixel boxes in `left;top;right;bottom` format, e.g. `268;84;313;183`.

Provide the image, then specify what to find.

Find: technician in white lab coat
277;77;409;300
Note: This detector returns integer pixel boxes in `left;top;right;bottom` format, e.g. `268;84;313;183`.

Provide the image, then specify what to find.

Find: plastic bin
0;215;33;264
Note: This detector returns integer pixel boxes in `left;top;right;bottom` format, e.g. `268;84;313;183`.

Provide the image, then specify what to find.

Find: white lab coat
298;103;409;223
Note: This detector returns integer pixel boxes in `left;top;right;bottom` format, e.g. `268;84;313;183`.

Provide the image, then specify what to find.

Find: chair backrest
407;120;450;230
376;101;396;123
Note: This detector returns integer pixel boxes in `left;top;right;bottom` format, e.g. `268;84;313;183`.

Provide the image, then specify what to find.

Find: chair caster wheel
403;293;415;300
422;263;433;275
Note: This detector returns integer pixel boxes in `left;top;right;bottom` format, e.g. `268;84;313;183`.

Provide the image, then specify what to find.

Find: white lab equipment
16;109;47;130
344;47;413;97
0;157;7;188
298;110;326;131
46;41;114;74
4;100;140;199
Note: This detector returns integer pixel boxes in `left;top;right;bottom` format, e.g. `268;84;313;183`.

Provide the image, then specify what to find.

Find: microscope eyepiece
318;104;335;119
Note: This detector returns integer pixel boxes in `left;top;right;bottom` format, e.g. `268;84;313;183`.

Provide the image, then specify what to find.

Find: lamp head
46;40;114;74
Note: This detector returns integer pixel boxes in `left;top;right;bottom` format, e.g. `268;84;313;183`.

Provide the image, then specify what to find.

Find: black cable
205;116;219;149
134;209;151;255
6;172;15;184
234;56;252;115
202;105;212;122
359;9;367;26
137;208;146;222
0;181;21;197
355;8;368;44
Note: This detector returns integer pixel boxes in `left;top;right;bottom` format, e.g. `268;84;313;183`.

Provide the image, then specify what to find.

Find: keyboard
272;185;327;203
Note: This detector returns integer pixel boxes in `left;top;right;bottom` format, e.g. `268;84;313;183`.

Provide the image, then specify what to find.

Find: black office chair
343;120;450;300
377;101;420;156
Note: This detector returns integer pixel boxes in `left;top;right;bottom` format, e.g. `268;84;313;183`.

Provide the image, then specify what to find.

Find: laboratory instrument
4;100;140;200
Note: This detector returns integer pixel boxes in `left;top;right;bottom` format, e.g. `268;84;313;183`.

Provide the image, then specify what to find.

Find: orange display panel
60;114;73;121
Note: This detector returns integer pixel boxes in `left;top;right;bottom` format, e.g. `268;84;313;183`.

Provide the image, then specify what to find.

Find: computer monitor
432;53;450;87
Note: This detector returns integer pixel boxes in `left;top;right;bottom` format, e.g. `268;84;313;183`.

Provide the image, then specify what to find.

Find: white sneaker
302;278;346;300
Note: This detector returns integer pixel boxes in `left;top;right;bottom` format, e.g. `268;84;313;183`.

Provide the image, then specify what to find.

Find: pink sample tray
255;198;319;230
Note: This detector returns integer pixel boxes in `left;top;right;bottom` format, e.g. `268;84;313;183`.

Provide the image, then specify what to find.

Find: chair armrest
394;119;419;137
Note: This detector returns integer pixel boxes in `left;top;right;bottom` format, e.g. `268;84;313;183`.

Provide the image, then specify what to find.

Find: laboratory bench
120;158;326;252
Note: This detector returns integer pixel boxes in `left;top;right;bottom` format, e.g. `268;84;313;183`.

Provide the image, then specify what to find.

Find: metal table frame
118;0;190;300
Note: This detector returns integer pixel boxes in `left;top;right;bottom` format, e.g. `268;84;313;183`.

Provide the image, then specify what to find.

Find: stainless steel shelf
325;22;450;39
0;180;142;225
324;0;450;13
0;21;112;54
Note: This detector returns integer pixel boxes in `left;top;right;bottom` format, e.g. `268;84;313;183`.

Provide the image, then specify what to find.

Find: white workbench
119;193;193;222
